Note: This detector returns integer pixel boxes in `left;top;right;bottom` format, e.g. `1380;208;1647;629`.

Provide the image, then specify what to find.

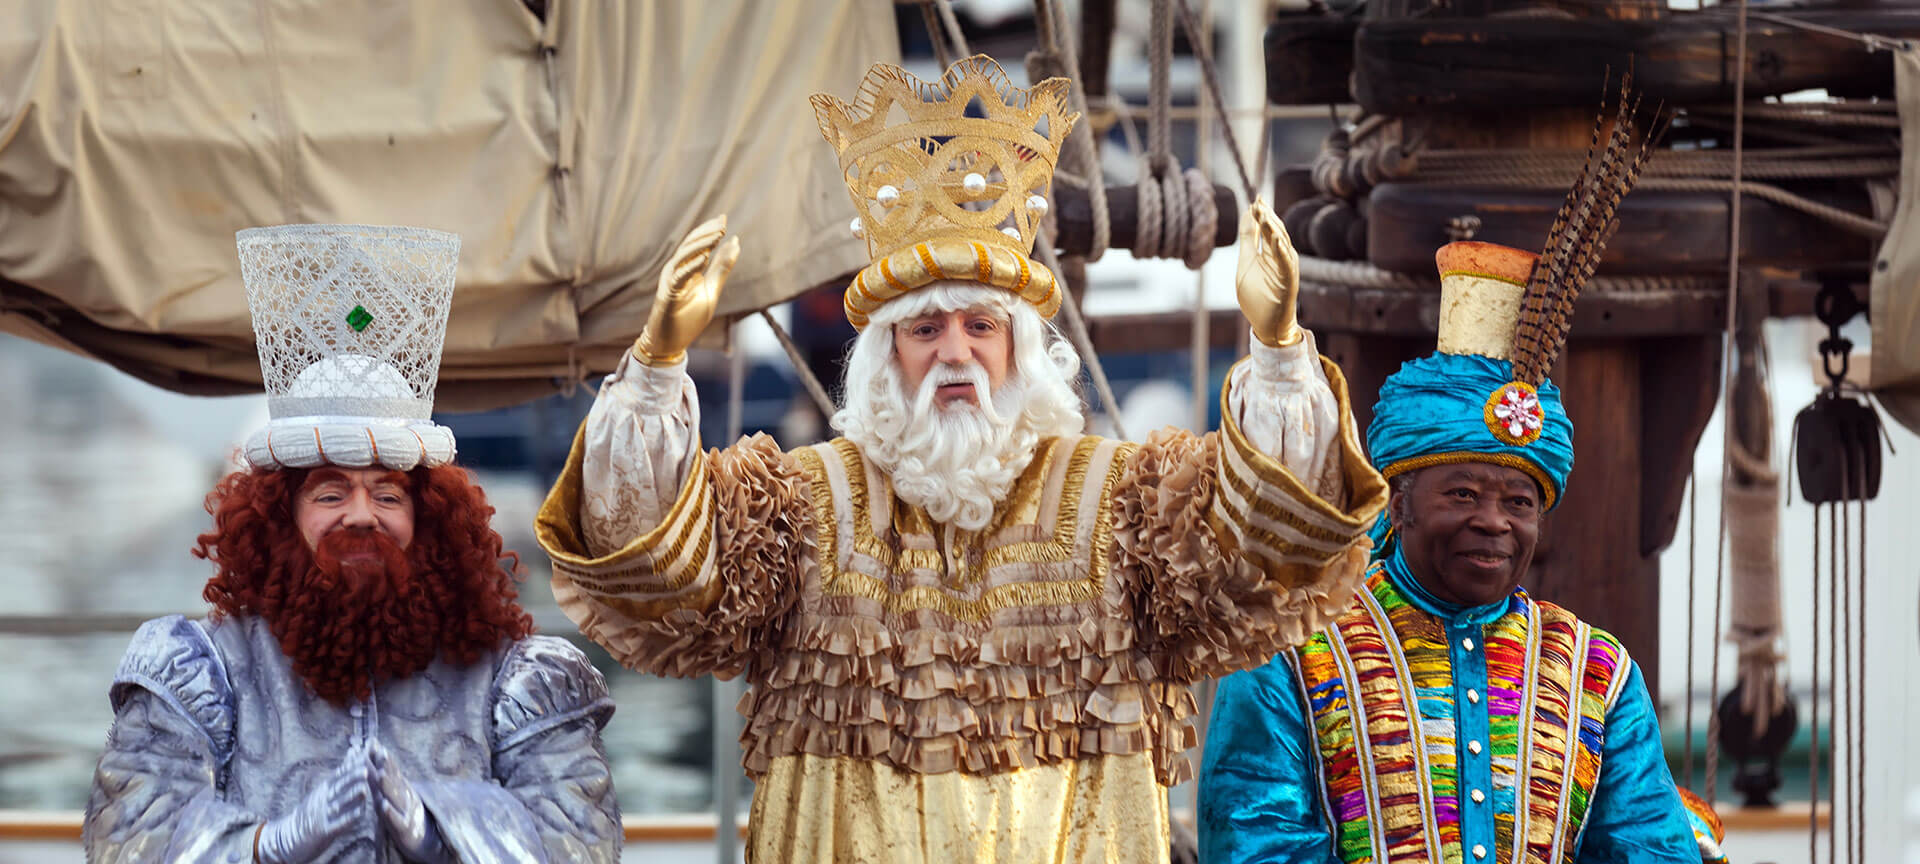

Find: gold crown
812;55;1079;329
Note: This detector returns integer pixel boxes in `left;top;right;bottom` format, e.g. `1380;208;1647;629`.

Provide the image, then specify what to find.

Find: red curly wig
195;464;533;705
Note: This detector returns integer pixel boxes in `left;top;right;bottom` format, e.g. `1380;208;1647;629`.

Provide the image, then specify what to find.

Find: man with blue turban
1197;239;1706;863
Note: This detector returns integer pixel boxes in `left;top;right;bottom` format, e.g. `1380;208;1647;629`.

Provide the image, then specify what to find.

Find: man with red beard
535;57;1387;863
84;224;620;863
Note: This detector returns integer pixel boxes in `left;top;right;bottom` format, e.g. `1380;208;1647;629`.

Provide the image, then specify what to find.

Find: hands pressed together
253;740;450;864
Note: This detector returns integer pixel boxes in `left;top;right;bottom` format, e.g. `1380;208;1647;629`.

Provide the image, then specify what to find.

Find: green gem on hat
345;305;374;332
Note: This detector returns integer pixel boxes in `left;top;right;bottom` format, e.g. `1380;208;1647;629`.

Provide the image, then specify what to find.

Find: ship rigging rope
1704;0;1751;814
922;0;1131;441
1295;254;1725;294
1028;0;1112;263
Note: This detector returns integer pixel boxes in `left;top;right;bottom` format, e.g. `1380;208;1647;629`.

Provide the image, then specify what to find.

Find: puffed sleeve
537;422;813;679
1199;654;1341;864
1110;352;1387;683
410;636;620;864
84;615;260;864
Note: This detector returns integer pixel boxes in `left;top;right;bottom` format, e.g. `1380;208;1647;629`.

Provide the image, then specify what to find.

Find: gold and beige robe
535;335;1387;863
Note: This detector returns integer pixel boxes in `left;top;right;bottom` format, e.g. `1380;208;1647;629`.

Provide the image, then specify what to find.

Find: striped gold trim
914;243;944;280
1215;456;1355;549
536;421;715;574
972;242;992;283
1216;357;1387;533
879;256;908;296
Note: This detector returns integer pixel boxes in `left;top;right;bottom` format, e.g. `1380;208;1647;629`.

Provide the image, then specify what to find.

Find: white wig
831;282;1086;529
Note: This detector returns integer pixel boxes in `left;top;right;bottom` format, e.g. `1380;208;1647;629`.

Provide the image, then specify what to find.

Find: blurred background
5;0;1919;861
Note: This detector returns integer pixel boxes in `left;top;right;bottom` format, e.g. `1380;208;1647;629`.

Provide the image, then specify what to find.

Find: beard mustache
884;362;1031;531
266;529;439;705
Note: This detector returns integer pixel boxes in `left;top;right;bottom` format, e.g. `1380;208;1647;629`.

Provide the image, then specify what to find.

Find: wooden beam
1052;182;1240;257
1366;184;1878;277
1352;11;1920;113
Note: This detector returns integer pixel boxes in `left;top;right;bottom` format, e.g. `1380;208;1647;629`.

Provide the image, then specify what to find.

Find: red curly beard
195;465;533;706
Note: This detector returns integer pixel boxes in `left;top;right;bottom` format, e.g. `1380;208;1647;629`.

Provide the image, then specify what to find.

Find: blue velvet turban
1367;352;1575;514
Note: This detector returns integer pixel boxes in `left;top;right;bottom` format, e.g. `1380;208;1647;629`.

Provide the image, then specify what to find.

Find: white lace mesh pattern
237;224;459;421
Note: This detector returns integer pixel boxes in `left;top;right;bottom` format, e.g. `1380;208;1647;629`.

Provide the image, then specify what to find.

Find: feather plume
1511;69;1666;385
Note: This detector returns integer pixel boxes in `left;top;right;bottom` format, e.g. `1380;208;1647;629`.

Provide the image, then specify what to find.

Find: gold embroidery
791;445;839;588
814;436;1121;618
564;500;715;595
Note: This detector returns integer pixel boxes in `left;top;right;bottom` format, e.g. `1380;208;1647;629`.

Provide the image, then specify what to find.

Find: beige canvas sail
0;0;896;410
1870;49;1920;436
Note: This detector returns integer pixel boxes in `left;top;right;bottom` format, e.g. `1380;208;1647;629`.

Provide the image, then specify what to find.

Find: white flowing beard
878;363;1033;532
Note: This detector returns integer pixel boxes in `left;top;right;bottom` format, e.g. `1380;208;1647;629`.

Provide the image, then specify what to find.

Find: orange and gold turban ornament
811;56;1078;330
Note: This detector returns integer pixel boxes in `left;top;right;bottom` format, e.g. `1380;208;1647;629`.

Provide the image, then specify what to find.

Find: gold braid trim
1380;451;1559;510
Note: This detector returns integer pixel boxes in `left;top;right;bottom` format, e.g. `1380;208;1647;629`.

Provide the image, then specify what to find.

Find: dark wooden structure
1256;0;1912;697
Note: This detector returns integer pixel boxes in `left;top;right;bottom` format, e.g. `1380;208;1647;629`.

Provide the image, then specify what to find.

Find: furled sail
0;0;896;409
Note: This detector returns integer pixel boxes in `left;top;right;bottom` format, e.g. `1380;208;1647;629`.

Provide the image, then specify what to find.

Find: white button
1473;844;1487;859
1471;789;1486;803
1468;689;1481;704
349;704;363;718
1468;740;1483;755
1461;637;1475;651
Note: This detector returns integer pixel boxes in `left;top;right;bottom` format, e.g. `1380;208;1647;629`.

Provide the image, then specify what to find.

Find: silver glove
372;739;452;864
255;741;374;864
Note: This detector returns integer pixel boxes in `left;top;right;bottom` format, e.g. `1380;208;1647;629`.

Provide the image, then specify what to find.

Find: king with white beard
536;56;1389;864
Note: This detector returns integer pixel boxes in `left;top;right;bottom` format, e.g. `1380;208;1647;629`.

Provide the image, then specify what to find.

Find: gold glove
632;215;742;366
1235;197;1304;348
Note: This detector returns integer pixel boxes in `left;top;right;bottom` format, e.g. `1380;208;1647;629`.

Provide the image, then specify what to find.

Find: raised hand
1235;197;1304;348
254;742;374;864
370;740;452;863
632;214;743;366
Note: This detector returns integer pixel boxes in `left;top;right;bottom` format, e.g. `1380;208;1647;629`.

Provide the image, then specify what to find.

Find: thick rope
934;0;971;57
1705;0;1751;812
1297;254;1725;294
920;0;1124;442
1810;502;1823;863
1684;467;1698;789
1034;236;1129;441
759;308;836;419
1147;0;1175;176
1853;470;1868;861
1028;0;1111;261
1827;496;1839;864
1743;9;1915;55
1174;0;1258;203
921;3;955;70
1189;0;1214;438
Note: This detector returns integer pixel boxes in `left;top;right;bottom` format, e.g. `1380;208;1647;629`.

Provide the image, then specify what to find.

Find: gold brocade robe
536;359;1387;863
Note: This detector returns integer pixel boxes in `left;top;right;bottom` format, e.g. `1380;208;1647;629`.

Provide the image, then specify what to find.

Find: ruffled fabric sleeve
536;427;813;679
411;636;621;864
83;616;260;864
1111;353;1387;682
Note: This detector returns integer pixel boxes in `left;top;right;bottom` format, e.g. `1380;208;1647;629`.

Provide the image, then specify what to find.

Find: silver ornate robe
83;614;621;863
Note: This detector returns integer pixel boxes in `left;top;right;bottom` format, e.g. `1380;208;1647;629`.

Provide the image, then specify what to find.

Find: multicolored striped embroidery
1294;566;1627;863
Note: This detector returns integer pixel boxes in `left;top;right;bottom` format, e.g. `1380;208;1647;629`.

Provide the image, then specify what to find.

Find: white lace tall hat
236;224;460;471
